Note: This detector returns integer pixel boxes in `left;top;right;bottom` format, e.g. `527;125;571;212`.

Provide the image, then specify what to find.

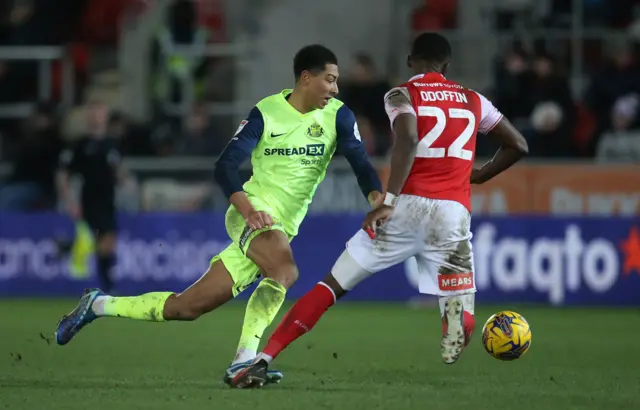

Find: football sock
232;278;287;365
261;282;336;361
91;292;173;322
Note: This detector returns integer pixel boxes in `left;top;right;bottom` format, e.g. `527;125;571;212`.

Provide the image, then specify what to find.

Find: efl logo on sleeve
438;273;474;291
234;120;248;136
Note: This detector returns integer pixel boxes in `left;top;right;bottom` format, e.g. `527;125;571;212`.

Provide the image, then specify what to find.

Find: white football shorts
331;195;476;296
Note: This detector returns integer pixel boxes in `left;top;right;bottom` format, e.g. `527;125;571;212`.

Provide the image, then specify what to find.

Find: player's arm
57;143;81;218
213;107;272;229
471;93;529;184
335;105;383;207
383;87;419;199
361;88;417;235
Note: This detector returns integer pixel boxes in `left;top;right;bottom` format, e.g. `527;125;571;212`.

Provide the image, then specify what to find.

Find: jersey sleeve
213;107;264;198
336;105;383;199
474;91;504;134
384;87;416;126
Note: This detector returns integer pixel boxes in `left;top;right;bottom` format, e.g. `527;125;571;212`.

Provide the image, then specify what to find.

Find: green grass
1;300;639;410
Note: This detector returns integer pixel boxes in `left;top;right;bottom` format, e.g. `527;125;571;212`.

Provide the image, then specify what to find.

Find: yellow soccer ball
482;311;532;361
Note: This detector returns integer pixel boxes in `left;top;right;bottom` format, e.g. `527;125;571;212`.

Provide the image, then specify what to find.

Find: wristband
383;192;398;207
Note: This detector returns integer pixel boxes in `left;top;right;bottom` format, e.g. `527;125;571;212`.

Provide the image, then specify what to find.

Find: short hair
293;45;338;80
410;33;452;65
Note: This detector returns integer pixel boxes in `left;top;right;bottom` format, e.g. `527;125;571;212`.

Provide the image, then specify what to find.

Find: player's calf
161;260;235;320
255;250;368;365
230;230;296;369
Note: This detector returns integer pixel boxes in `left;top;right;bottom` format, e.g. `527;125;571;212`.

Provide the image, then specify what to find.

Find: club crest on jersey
306;123;324;138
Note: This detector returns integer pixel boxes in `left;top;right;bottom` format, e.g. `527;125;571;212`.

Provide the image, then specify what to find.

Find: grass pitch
1;300;638;410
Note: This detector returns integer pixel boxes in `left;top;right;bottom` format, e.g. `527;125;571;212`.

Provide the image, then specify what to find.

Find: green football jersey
244;90;342;235
215;88;380;237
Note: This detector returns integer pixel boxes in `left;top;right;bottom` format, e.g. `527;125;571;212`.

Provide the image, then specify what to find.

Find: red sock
442;311;476;346
262;282;336;359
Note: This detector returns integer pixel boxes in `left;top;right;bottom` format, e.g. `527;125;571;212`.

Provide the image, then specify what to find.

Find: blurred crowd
1;0;640;212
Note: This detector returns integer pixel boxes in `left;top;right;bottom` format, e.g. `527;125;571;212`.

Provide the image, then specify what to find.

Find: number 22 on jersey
416;107;475;161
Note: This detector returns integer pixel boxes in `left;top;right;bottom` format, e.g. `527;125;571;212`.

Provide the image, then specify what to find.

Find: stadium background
0;1;639;409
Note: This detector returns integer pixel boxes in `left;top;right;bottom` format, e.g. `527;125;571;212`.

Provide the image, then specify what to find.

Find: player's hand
245;210;274;230
367;191;384;209
362;205;394;236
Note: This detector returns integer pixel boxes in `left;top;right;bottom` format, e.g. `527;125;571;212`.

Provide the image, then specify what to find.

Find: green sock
94;292;173;322
232;278;287;364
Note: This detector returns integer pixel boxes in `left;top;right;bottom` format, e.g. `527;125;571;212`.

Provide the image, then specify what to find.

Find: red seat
412;0;459;32
573;103;597;155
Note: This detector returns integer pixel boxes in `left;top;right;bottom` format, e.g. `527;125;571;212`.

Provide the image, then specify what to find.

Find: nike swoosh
271;133;285;138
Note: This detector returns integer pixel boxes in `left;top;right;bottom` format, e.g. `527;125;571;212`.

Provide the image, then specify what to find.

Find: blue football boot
55;288;104;345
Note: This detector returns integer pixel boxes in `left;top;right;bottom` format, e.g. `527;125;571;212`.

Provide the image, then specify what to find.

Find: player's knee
164;294;213;321
265;261;298;289
321;273;347;300
97;233;116;254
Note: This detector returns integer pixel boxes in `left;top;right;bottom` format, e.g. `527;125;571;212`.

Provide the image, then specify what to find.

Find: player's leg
55;250;236;345
95;232;116;293
229;229;297;367
83;205;117;293
232;198;420;388
250;250;368;365
414;199;476;364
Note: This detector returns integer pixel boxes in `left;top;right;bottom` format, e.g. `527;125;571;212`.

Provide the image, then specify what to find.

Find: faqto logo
403;221;640;305
472;223;640;305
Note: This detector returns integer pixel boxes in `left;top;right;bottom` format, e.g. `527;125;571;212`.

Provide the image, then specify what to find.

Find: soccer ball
481;311;532;361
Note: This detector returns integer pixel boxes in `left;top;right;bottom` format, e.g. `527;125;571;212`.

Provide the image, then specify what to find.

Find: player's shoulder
466;88;494;105
255;90;289;113
326;97;346;115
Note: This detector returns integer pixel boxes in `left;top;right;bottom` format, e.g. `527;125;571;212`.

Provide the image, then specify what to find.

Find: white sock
91;296;111;316
232;348;256;365
255;352;273;364
438;293;475;317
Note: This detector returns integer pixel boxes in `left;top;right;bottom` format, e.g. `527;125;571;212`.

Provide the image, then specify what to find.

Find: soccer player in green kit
55;44;383;386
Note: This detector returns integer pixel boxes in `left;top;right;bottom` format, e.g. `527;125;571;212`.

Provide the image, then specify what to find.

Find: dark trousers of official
83;200;117;293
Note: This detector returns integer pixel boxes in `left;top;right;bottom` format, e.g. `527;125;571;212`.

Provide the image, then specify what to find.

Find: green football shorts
209;195;293;296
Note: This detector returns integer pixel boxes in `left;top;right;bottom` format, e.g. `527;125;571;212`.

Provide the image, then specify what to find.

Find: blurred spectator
493;47;534;128
113;112;155;157
584;43;640;154
339;53;391;155
354;116;377;157
494;48;575;157
0;102;62;210
527;53;575;157
596;94;640;162
152;0;210;113
527;101;570;157
610;94;640;133
174;103;224;156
